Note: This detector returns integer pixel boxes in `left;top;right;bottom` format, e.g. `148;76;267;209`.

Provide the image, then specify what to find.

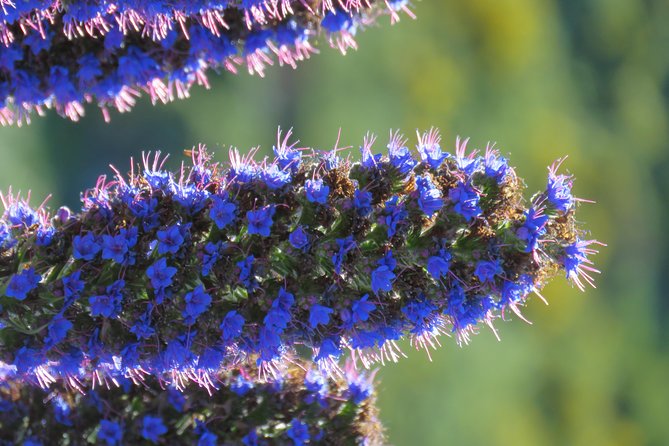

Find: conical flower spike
0;128;601;388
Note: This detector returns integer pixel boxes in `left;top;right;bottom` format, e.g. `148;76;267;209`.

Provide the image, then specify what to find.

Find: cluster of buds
0;0;414;125
0;358;382;445
0;128;601;395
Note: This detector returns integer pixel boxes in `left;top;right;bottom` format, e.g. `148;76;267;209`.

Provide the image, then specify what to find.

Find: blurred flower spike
0;127;601;391
0;358;384;445
0;0;414;126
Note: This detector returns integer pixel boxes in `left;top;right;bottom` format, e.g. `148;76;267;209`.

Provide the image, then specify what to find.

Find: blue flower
62;270;85;299
51;395;72;426
5;267;41;300
351;294;376;324
315;337;341;362
547;161;574;212
72;232;102;260
89;280;124;318
246;205;275;237
484;152;509;183
36;225;55;247
261;164;292;190
44;315;72;348
242;429;259;446
427;249;451;280
305;178;330;204
101;228;136;264
353;189;373;216
286;418;310;446
156;223;186;255
198;431;218;446
475;260;502;283
331;236;356;275
371;265;395;294
384;196;408;237
5;202;39;227
237;255;256;289
141;416;167;443
220;310;245;341
304;368;329;406
377;250;396;271
388;132;417;175
130;310;155;340
97;420;123;445
517;207;548;252
449;182;482;221
347;372;373;404
231;374;254;396
289;226;309;250
175;183;210;214
417;128;448;169
209;195;237;229
182;285;212;325
146;258;177;290
416;175;443;217
202;241;222;276
309;304;334;328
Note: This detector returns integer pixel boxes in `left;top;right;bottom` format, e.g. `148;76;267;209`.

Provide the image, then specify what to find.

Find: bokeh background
1;1;668;444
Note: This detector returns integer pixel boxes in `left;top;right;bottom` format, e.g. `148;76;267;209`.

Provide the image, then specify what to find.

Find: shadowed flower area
0;358;383;445
0;129;598;390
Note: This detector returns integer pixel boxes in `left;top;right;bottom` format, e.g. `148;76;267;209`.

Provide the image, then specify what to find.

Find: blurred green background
1;0;668;444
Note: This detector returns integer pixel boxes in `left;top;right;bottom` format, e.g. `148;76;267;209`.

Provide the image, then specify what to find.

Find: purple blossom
475;260;502;283
182;285;212;325
97;420;123;446
309;304;334;329
286;418;310;446
146;258;177;290
246;205;275;237
5;268;41;300
371;266;395;295
416;175;443;217
141;416;167;443
156;223;186;255
289;226;309;250
427;249;451;280
209;196;237;229
351;294;376;324
305;179;330;204
220;311;245;341
449;182;482;221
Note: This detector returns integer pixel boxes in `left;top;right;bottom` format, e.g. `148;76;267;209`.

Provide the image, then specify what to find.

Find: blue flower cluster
0;128;599;389
0;1;413;125
0;359;382;444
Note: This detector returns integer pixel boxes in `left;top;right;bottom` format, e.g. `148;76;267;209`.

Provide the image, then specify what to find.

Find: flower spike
0;128;601;389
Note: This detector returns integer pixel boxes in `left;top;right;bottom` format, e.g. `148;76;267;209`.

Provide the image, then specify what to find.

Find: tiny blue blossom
141;416;167;443
246;205;275;237
475;260;502;283
289;226;309;250
182;285;212;325
97;420;123;445
305;178;330;204
146;258;177;290
309;304;334;329
5;267;41;300
220;310;245;341
156;223;186;255
209;195;237;229
371;265;395;294
286;418;310;446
